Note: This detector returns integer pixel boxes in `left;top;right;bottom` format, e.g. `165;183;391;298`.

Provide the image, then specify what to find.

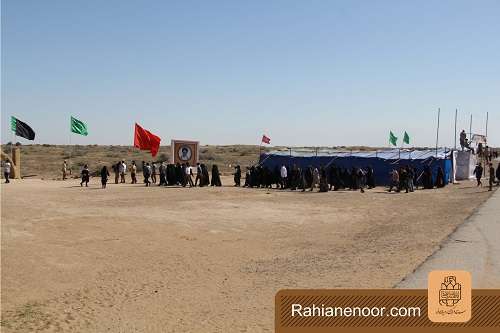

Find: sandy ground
0;177;493;332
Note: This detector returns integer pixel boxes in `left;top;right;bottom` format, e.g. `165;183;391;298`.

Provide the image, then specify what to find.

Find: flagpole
454;108;458;150
469;114;472;140
69;117;72;176
435;108;440;157
485;111;488;141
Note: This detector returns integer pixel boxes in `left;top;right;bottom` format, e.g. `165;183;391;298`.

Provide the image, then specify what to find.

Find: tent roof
264;148;451;160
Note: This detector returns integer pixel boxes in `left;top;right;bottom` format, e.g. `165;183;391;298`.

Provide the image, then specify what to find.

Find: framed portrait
171;139;199;165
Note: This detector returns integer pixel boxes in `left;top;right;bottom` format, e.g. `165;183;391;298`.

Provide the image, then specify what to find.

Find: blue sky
2;0;499;147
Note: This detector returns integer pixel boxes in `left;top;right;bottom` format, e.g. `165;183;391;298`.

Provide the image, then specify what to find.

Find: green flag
389;131;398;146
71;116;88;136
403;131;410;144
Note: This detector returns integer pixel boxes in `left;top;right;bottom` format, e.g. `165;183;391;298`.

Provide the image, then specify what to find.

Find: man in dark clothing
399;167;409;193
158;163;166;185
356;167;366;193
473;163;483;187
195;163;202;186
144;163;151;187
151;163;157;184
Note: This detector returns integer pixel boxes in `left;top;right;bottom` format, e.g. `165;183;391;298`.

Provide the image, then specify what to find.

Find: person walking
185;162;194;187
496;164;500;186
100;166;110;189
80;164;90;187
356;167;366;193
310;167;320;191
131;161;137;184
119;160;127;183
113;162;120;184
233;165;241;186
473;163;483;187
488;163;495;191
62;160;68;180
144;162;152;187
280;164;288;189
195;163;202;186
151;163;157;184
211;164;222;187
388;169;399;192
4;160;11;183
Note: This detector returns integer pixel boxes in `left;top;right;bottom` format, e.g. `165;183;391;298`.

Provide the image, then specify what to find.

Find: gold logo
428;271;471;323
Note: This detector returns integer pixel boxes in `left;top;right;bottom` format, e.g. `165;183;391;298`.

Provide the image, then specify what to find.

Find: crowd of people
241;163;454;193
56;159;498;193
85;160;225;189
473;162;500;191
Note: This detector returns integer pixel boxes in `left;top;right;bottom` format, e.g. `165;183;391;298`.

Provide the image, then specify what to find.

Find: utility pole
435;108;440;156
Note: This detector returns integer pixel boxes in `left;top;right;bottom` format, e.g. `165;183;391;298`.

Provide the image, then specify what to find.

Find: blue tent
259;148;452;186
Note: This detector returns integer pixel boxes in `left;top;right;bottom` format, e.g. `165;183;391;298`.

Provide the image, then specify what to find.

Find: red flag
134;123;161;157
261;134;271;144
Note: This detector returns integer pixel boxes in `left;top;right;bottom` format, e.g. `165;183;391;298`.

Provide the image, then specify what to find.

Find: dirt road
1;178;492;332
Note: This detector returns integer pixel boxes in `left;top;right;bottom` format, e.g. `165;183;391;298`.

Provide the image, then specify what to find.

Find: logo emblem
439;276;461;306
428;271;471;323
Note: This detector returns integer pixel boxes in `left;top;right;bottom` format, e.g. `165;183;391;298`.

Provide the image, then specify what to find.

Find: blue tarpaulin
259;148;452;186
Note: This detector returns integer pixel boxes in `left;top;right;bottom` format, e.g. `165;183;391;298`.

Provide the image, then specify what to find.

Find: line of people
72;160;500;192
473;162;500;191
79;161;224;188
243;164;375;193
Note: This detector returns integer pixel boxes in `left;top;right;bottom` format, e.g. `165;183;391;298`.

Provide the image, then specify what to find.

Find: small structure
1;147;21;179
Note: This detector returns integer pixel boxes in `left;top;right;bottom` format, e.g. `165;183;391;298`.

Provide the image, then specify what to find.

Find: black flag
11;116;36;140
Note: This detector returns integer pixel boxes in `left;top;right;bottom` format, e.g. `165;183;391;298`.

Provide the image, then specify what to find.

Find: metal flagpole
469;114;472;140
486;111;489;140
69;118;72;175
435;108;440;157
454;108;458;150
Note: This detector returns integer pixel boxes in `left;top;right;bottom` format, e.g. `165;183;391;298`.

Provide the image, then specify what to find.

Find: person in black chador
399;166;409;193
289;164;300;190
174;163;183;185
328;164;338;191
421;165;433;189
435;167;446;188
199;164;210;186
80;164;90;187
319;166;329;192
262;166;273;188
341;168;351;189
244;167;251;187
349;167;358;190
304;166;313;189
211;164;222;186
366;166;375;189
233;165;241;186
158;163;166;186
100;165;110;189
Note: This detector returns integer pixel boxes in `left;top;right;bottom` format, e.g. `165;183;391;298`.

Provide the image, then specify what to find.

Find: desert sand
0;177;493;332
